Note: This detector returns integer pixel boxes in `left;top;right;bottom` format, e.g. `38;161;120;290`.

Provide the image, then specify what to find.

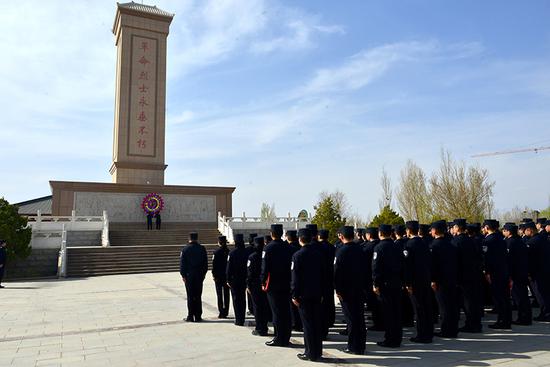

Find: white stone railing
217;211;310;242
57;224;68;278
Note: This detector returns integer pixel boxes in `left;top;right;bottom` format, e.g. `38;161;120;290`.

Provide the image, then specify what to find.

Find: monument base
50;181;234;224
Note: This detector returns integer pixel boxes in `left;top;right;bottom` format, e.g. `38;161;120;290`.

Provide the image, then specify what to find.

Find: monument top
116;2;174;20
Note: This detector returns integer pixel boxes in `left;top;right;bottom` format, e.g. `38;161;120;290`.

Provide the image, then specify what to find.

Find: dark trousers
230;283;247;325
431;288;440;323
436;284;459;337
291;301;303;331
401;288;415;327
460;281;483;330
490;279;512;326
155;220;161;230
511;280;532;322
299;298;323;360
321;288;335;337
410;285;434;341
366;289;384;329
267;290;292;345
0;266;4;285
341;295;366;354
379;285;403;346
147;220;152;230
250;287;270;333
534;279;550;317
215;281;230;317
184;278;204;320
247;292;255;315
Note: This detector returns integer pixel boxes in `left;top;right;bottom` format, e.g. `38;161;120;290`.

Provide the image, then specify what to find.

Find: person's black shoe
195;318;203;323
252;330;268;336
434;332;457;338
184;316;194;322
512;320;532;326
235;322;244;326
459;326;482;333
265;339;281;347
0;285;4;289
409;337;432;344
488;323;511;330
338;329;348;335
341;348;363;355
377;341;400;348
297;353;309;361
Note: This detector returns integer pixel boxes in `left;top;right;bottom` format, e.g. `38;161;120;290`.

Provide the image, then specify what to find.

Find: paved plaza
1;272;549;367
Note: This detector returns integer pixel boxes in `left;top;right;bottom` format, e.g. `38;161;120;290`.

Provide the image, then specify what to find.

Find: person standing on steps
180;232;208;322
212;236;230;318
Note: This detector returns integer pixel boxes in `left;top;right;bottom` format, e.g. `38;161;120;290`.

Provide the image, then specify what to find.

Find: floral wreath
141;193;164;215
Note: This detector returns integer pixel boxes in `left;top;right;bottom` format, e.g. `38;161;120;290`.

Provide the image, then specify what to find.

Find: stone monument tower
109;2;173;185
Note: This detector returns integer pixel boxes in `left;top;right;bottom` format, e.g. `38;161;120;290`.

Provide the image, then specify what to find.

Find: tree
0;198;32;261
260;202;277;222
369;205;405;227
429;150;495;222
312;194;347;243
379;168;393;210
396;160;433;223
318;190;351;218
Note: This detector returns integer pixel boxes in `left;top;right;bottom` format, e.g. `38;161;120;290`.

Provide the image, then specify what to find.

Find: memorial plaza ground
1;272;549;367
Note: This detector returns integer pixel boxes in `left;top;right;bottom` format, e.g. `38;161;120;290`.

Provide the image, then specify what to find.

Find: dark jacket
334;241;368;299
317;240;336;291
211;246;229;282
403;236;431;287
261;238;293;292
226;246;248;287
179;241;208;280
361;240;378;287
483;232;509;281
453;233;483;284
0;247;6;266
430;236;458;286
372;239;403;288
291;243;327;300
247;250;262;289
527;233;550;280
506;236;529;282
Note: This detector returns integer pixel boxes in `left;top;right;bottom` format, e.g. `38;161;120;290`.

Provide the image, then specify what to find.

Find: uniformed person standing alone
291;228;327;361
261;224;293;347
372;224;403;348
403;221;433;343
430;220;459;337
247;237;270;336
212;236;230;318
226;234;249;326
334;226;367;355
180;232;208;322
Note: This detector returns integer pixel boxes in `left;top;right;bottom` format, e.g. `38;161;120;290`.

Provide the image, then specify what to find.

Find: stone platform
1;273;549;367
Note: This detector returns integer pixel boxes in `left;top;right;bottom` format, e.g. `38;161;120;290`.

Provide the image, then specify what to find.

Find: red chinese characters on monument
129;36;157;156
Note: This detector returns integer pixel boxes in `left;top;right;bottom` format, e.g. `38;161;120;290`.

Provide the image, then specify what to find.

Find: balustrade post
36;210;42;231
58;224;67;278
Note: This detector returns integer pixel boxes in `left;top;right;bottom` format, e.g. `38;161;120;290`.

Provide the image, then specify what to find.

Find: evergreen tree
0;198;32;260
312;196;346;243
369;205;405;227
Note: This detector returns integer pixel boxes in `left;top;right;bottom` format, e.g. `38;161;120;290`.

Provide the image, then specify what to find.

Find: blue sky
1;0;549;220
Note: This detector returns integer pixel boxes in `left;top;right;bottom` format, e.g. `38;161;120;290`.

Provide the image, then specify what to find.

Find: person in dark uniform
394;224;414;328
503;223;532;325
430;220;459;338
180;232;208;322
468;222;489;315
306;224;319;243
146;212;153;230
355;228;366;245
525;221;550;321
286;229;303;332
335;226;367;355
318;229;336;338
261;224;294;347
247;237;270;336
373;224;403;348
403;221;433;343
453;219;483;333
292;228;328;361
264;235;272;246
483;219;512;329
212;236;230;318
334;227;344;250
226;234;249;326
0;239;7;289
155;212;161;230
246;233;258;316
363;227;384;331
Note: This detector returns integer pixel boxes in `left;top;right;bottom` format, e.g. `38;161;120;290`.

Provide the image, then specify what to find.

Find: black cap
544;220;550;226
393;224;406;235
234;233;245;245
447;221;455;228
248;233;258;241
453;219;467;227
218;235;227;243
253;237;264;247
524;222;536;230
342;226;355;238
365;227;378;235
270;224;283;236
430;220;447;232
466;223;479;231
318;229;329;240
189;232;199;241
536;218;547;225
305;224;318;235
405;221;419;231
503;223;517;231
379;224;393;233
356;228;366;235
518;223;527;230
286;230;297;237
298;228;311;237
419;224;430;232
522;218;534;223
482;219;496;227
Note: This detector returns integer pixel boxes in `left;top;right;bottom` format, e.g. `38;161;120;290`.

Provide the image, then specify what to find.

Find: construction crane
472;146;550;158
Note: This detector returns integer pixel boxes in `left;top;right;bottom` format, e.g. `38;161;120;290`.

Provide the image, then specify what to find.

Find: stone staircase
65;223;221;277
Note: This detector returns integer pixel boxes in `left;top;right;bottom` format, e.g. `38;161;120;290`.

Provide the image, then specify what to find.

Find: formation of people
178;217;550;361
